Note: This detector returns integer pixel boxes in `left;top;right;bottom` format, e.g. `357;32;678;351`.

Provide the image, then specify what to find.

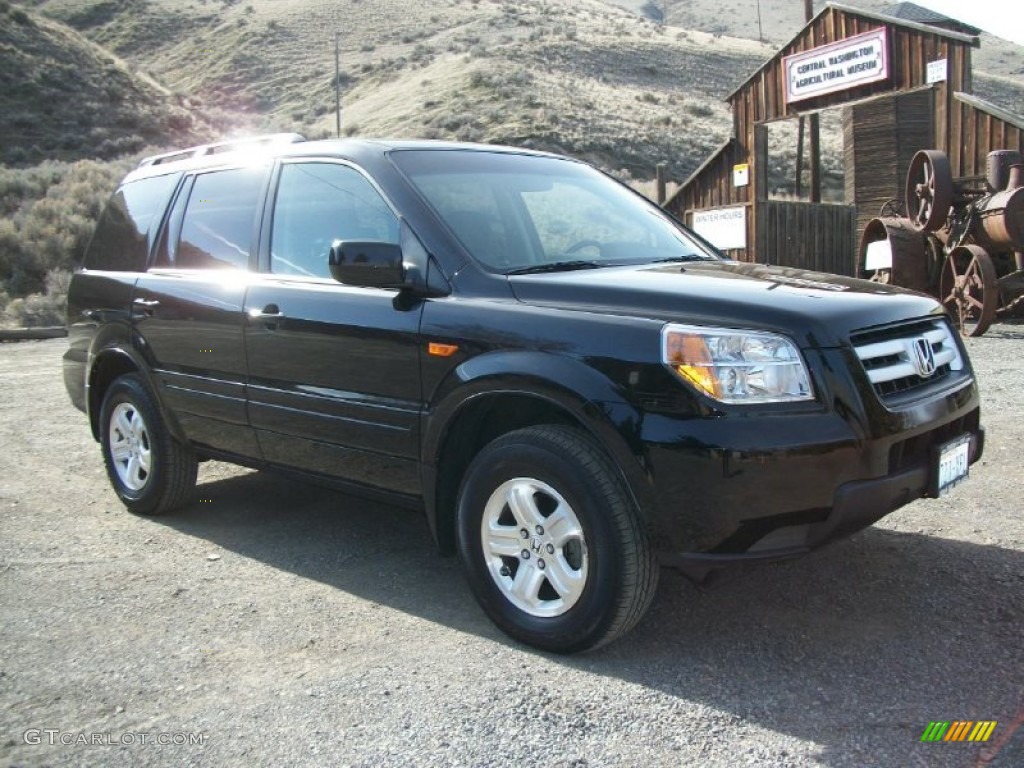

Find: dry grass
27;0;772;180
4;0;1019;307
20;0;1024;157
622;0;1024;79
24;0;1021;179
0;2;228;165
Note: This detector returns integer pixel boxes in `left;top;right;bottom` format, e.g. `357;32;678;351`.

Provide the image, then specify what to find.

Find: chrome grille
851;318;964;400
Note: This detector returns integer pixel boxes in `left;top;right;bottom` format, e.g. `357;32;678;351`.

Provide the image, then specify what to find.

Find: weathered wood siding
756;201;858;276
664;4;1018;269
949;92;1024;179
673;140;745;212
667;3;1024;273
844;88;934;239
730;8;972;136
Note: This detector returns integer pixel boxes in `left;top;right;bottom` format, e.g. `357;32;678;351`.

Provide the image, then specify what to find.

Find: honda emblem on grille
911;337;936;377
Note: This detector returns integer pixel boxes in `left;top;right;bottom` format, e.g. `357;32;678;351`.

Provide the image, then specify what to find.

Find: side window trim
150;175;194;270
246;165;273;272
256;162;283;274
143;172;187;269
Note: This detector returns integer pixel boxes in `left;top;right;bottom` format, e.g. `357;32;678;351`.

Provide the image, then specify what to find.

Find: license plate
934;435;970;496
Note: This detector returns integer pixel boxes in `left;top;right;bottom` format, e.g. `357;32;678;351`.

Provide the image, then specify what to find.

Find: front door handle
132;297;160;319
247;304;285;322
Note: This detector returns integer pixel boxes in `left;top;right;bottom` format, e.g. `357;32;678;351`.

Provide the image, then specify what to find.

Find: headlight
661;324;813;404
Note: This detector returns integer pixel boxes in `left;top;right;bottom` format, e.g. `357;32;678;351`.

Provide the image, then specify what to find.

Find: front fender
422;350;662;541
424;350;640;459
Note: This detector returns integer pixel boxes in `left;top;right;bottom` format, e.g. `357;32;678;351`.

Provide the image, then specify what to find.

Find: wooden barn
664;2;1024;276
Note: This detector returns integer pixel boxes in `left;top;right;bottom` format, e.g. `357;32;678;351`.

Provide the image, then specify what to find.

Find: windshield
390;150;720;273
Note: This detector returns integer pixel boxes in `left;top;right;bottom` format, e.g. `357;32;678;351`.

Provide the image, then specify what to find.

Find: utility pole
804;0;821;202
335;31;341;138
755;0;764;42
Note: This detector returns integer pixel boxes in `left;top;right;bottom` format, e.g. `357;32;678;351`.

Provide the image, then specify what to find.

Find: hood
507;261;944;349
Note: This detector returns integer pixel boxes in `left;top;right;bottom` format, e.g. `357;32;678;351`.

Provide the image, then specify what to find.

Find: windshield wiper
506;260;604;275
647;254;715;263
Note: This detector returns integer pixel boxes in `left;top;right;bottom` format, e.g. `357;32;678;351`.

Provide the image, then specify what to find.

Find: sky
915;0;1024;46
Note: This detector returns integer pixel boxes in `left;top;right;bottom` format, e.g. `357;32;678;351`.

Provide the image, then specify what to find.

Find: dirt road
1;332;1022;767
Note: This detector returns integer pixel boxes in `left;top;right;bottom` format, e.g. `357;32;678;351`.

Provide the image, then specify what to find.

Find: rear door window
83;172;181;271
174;166;267;270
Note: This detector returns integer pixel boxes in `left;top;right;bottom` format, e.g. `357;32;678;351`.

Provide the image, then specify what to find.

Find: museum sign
783;28;890;104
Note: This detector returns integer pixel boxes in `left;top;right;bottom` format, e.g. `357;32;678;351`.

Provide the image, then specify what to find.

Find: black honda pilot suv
65;134;983;652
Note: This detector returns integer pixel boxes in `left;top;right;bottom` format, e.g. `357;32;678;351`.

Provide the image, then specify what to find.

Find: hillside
21;0;1021;180
15;1;1024;170
0;2;225;166
3;0;1021;318
24;0;772;180
622;0;1023;109
614;0;1024;80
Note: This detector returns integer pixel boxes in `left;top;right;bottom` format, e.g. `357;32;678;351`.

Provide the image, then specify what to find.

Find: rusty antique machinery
860;149;1024;336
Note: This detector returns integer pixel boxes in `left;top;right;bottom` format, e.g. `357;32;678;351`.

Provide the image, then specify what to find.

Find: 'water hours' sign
783;28;890;105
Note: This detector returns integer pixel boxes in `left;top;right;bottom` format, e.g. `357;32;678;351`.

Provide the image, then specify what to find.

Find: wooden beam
805;1;821;203
796;117;805;198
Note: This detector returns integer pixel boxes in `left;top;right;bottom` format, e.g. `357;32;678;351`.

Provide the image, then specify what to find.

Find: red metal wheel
905;150;953;232
939;245;998;337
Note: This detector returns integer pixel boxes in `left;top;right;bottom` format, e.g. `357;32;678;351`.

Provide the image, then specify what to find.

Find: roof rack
138;133;306;168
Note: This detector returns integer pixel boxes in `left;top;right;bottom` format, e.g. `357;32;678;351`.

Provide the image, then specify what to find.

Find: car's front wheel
99;374;197;515
456;425;658;653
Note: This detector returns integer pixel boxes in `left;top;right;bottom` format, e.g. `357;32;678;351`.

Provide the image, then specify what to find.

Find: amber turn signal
428;342;459;357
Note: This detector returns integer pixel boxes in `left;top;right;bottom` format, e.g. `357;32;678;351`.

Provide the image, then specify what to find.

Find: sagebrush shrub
0;159;127;298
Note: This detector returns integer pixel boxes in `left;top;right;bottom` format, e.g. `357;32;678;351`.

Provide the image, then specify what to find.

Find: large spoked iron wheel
456;425;658;654
939;245;999;337
905;150;953;232
99;374;197;515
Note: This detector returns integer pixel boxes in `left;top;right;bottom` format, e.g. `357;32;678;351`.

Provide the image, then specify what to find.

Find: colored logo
920;721;997;742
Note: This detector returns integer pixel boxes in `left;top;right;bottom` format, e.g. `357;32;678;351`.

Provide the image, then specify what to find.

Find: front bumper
638;344;982;576
658;426;983;579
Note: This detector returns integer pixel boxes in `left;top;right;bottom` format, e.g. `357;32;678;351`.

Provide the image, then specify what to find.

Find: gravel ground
1;329;1022;768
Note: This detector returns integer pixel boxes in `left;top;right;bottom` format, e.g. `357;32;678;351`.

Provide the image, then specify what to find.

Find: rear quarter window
83;172;181;271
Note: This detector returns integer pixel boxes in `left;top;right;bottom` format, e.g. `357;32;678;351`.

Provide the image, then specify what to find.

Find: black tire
456;425;658;653
99;374;197;515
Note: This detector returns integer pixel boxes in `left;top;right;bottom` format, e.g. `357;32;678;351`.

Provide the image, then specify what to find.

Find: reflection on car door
244;160;423;495
132;165;269;457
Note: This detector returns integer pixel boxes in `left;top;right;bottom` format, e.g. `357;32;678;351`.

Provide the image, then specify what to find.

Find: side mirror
328;241;405;289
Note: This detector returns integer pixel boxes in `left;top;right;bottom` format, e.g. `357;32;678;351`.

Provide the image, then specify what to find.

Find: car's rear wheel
456;425;658;653
99;374;197;515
